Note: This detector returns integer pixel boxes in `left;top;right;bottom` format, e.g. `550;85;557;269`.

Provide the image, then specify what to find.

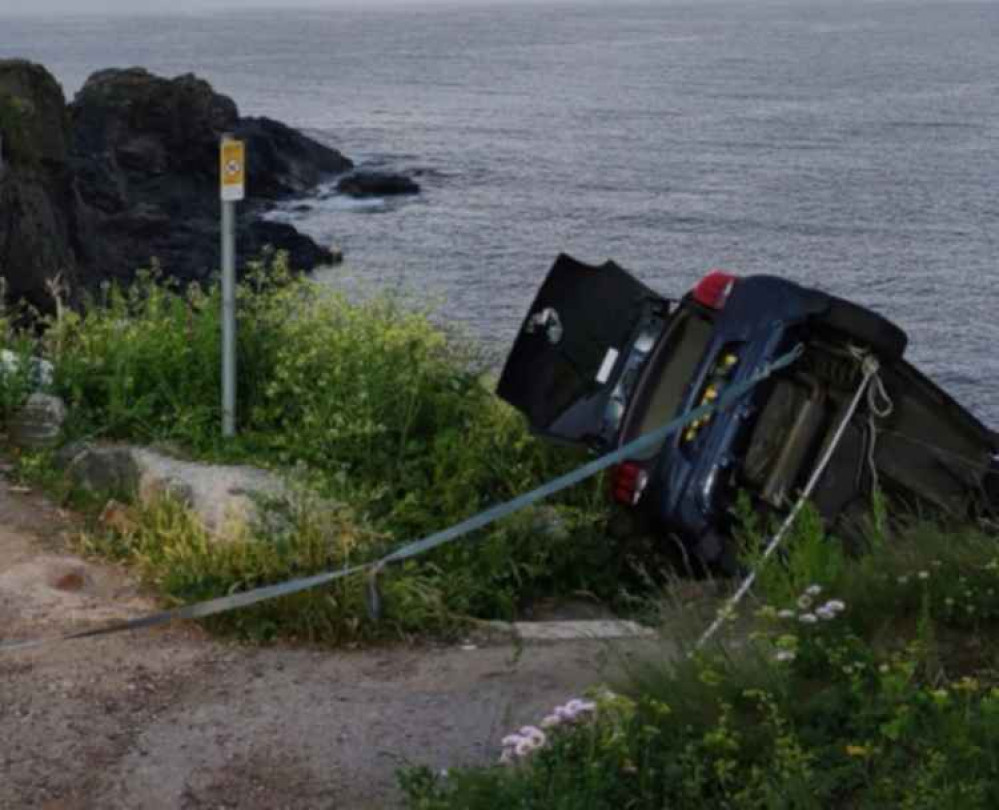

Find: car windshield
625;308;715;458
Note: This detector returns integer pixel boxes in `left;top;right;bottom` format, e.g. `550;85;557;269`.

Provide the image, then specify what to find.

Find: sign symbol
220;137;246;202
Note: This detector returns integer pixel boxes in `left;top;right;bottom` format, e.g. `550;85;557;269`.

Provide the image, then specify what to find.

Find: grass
0;255;637;643
400;511;999;809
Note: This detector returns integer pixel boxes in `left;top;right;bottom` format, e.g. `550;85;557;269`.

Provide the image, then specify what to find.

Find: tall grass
2;255;629;639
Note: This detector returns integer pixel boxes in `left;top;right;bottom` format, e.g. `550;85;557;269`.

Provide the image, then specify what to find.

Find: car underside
498;254;998;568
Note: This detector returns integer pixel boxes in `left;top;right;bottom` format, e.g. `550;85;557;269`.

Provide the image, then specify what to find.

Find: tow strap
1;344;805;654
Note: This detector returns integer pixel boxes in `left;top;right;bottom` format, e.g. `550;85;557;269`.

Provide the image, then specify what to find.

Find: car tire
815;296;907;361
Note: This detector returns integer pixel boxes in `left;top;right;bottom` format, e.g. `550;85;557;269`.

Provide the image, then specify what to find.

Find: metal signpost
220;135;245;437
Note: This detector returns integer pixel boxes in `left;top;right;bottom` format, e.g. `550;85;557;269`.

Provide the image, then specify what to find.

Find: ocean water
3;0;997;424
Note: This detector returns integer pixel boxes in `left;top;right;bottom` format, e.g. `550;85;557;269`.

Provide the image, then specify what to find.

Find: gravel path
0;474;667;809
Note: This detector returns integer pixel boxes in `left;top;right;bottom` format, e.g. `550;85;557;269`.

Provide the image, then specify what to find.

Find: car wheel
815;296;907;361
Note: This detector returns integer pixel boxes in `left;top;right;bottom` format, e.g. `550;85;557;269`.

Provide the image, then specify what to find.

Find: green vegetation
401;513;999;809
0;256;631;642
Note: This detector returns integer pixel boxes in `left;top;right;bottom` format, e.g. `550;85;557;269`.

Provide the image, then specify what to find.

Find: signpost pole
219;134;245;438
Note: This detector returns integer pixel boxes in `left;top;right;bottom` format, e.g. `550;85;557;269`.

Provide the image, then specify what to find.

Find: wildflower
775;650;796;663
954;677;981;693
799;613;818;624
564;699;596;714
816;606;837;621
515;738;538;758
897;576;909;585
825;599;846;613
805;584;823;597
499;749;515;765
931;689;950;705
777;609;796;620
879;664;890;674
797;595;813;610
757;605;778;621
519;726;546;746
501;734;523;748
918;571;930;580
845;745;870;758
540;714;562;729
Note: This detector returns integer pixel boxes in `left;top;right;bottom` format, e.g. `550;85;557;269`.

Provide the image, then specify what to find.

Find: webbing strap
0;344;804;654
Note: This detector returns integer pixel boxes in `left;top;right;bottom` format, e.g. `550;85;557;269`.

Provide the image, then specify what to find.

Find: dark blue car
498;254;998;568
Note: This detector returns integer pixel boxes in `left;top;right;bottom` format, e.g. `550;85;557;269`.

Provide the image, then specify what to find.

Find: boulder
234;116;352;199
64;444;288;541
0;60;82;312
7;393;67;449
337;171;420;198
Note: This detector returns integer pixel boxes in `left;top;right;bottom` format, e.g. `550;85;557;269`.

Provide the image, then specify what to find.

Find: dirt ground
0;471;670;809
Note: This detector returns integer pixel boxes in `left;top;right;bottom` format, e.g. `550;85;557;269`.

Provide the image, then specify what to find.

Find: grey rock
7;393;67;449
66;444;288;541
66;446;140;497
336;171;420;198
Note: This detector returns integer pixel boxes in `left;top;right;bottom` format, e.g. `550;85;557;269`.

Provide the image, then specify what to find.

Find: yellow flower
845;745;870;758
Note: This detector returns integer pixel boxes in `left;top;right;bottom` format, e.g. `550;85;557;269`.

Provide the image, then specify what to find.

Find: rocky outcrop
337;171;420;198
69;67;353;287
0;60;83;310
0;62;352;312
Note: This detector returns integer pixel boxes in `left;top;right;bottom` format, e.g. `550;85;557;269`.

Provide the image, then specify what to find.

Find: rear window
624;309;714;458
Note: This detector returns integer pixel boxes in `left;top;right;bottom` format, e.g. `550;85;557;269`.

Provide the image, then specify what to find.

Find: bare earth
0;474;667;809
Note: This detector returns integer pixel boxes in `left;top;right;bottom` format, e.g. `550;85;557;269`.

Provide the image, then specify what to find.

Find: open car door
497;254;669;448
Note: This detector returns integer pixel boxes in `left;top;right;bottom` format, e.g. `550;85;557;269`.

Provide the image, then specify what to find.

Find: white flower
777;609;796;620
805;585;823;597
501;734;523;748
519;726;546;746
816;606;836;621
825;599;846;613
499;749;515;765
799;613;818;624
515;738;538;757
797;595;813;610
918;571;930;580
775;650;796;663
566;699;596;715
898;576;909;585
540;714;562;729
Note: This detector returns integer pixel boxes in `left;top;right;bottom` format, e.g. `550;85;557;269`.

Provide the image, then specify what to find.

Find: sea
2;0;997;424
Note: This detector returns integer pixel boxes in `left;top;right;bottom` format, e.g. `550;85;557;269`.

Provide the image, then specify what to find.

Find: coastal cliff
0;60;352;312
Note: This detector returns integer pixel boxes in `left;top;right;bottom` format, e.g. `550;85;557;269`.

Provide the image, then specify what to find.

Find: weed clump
402;516;999;809
1;256;626;640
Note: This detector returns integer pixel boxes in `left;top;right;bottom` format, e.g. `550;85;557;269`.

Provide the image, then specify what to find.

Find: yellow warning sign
220;138;245;202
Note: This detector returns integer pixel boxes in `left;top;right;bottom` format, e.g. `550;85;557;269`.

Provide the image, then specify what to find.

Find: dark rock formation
0;62;352;312
0;60;84;310
337;171;420;198
234;116;352;200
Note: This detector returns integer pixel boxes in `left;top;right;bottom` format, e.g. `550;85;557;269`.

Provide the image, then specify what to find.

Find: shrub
401;518;999;809
27;255;623;637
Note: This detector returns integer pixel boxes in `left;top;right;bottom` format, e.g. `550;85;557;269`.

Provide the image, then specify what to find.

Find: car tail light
692;270;737;310
612;462;649;506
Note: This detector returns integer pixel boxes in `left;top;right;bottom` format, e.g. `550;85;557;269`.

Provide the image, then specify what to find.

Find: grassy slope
1;257;633;643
